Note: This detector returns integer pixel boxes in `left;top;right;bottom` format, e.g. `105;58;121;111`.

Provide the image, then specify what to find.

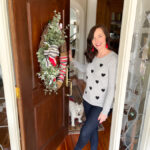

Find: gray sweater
72;51;118;116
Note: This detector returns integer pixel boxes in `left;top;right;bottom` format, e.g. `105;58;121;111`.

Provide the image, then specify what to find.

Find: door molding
0;1;21;150
109;0;138;150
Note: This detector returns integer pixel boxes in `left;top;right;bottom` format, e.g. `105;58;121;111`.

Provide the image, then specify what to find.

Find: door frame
0;0;150;150
109;0;138;149
0;0;21;150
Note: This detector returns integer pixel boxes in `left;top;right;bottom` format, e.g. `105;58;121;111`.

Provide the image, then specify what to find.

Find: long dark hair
85;25;111;63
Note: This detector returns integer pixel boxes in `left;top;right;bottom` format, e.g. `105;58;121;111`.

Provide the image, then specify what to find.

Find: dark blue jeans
74;100;103;150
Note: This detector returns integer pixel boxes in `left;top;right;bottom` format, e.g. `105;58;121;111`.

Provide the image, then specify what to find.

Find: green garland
36;11;68;94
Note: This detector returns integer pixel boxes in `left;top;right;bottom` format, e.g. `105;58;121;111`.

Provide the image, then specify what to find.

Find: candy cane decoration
57;56;68;82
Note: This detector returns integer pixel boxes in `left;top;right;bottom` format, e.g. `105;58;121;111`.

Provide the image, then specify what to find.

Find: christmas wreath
37;11;68;94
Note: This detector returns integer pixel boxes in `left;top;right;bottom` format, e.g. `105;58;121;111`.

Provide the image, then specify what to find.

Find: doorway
67;0;124;149
61;0;150;150
1;0;150;150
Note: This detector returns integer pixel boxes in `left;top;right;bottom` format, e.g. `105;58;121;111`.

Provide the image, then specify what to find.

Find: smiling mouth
96;44;102;47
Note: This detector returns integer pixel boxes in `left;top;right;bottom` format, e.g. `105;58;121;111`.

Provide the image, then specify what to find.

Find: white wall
86;0;97;38
70;0;87;79
144;0;150;9
70;0;97;79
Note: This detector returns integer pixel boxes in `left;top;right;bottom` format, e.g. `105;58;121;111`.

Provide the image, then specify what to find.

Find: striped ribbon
57;56;68;82
44;45;59;67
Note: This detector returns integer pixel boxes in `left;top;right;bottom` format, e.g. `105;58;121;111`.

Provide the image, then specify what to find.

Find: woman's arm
71;59;87;73
98;56;118;123
102;56;118;116
69;50;87;73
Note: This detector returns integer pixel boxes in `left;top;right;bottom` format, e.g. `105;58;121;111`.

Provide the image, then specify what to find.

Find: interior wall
70;0;87;79
144;0;150;8
86;0;97;38
70;0;97;79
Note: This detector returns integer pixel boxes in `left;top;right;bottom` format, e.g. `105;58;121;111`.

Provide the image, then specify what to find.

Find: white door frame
0;0;150;150
109;0;138;149
0;0;21;150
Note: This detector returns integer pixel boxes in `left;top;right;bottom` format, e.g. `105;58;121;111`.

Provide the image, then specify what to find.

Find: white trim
0;1;21;150
109;0;138;150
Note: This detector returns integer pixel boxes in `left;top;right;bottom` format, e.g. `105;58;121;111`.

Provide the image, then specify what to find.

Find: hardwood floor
57;114;112;150
57;76;112;150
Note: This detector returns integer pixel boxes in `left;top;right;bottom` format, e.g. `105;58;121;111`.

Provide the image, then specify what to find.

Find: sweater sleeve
72;59;87;73
101;56;118;116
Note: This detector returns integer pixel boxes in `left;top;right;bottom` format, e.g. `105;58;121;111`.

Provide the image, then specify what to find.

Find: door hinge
15;87;20;99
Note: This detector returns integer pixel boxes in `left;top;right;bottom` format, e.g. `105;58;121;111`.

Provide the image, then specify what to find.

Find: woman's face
92;28;106;51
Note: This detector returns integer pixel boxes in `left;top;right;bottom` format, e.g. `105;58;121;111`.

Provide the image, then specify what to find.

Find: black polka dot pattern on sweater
86;65;107;101
89;86;92;90
95;96;99;100
91;69;94;73
95;80;99;84
101;89;105;92
101;73;106;77
100;63;103;67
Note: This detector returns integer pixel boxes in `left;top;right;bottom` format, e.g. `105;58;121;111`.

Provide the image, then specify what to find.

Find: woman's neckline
95;51;113;59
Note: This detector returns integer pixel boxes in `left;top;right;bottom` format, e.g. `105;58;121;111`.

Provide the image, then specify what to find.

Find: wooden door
96;0;123;31
8;0;70;150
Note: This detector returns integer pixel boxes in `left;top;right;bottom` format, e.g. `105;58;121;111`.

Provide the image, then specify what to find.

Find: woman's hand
98;113;107;124
69;50;73;62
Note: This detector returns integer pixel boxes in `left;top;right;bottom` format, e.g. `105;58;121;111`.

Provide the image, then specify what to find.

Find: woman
69;25;118;150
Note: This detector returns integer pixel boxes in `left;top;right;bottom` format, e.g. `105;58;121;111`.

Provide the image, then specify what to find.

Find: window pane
119;0;150;149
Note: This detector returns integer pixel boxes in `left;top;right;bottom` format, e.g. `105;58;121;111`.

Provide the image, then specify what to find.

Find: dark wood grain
8;0;70;150
96;0;124;31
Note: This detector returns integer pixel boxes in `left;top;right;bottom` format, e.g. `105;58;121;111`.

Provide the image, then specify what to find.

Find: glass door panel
119;0;150;149
0;65;10;149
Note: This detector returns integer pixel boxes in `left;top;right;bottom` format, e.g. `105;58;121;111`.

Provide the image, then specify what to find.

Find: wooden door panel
8;0;70;149
27;1;60;89
35;90;64;149
27;0;69;90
